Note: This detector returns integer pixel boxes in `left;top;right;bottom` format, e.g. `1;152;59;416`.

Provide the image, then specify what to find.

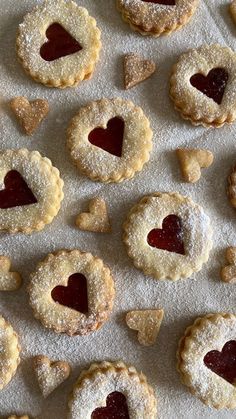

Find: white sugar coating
0;0;236;418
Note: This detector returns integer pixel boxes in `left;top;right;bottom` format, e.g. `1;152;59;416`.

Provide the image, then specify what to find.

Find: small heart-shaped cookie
126;309;164;346
76;197;111;233
176;148;214;183
124;53;156;89
0;256;22;291
10;96;49;135
221;247;236;283
34;355;71;398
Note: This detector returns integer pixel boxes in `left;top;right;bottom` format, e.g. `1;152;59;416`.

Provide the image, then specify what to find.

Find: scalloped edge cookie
0;316;21;390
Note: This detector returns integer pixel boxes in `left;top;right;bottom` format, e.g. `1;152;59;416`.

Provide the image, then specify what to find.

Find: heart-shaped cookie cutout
76;197;111;233
40;23;83;62
124;53;156;89
51;273;88;314
147;214;185;255
92;391;130;419
0;256;22;291
204;340;236;385
88;117;124;157
0;170;37;209
10;96;49;136
126;309;164;346
34;355;71;398
190;68;228;105
221;247;236;283
176;148;214;183
141;0;175;4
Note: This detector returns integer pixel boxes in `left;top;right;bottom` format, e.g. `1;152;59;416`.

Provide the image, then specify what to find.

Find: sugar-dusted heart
76;197;111;233
0;256;22;291
141;0;175;4
10;96;49;136
88;117;124;157
147;214;185;255
92;391;130;419
204;340;236;385
40;23;83;62
126;309;164;346
221;247;236;283
176;148;214;183
0;170;37;209
190;68;228;105
34;355;71;398
51;273;88;314
124;53;156;90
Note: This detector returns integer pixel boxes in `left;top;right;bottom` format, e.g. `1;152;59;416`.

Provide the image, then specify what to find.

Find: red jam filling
190;68;228;105
141;0;175;4
204;340;236;385
0;170;37;209
51;273;88;314
88;117;124;158
147;214;185;255
40;23;83;62
92;392;130;419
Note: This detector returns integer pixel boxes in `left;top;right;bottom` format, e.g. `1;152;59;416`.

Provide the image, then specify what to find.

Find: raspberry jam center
40;23;83;62
88;117;124;157
0;170;37;209
141;0;175;4
51;273;88;314
92;392;130;419
147;214;185;255
204;340;236;385
190;68;228;105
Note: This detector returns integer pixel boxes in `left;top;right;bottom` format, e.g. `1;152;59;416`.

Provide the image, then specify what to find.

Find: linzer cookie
170;44;236;127
123;192;212;280
10;96;49;135
28;249;115;336
0;315;20;390
67;98;153;183
117;0;199;37
16;0;101;88
177;313;236;409
68;361;157;418
0;149;63;233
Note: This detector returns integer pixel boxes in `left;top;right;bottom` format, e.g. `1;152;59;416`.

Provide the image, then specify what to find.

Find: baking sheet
0;0;236;418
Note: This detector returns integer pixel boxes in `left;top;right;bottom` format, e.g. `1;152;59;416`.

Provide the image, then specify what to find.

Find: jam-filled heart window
51;273;88;314
40;23;83;62
88;117;125;157
0;170;37;209
147;214;185;255
141;0;175;4
204;340;236;385
190;68;229;105
92;391;130;419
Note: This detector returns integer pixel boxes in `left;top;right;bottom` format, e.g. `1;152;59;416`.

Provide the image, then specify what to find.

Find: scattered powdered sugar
0;0;236;418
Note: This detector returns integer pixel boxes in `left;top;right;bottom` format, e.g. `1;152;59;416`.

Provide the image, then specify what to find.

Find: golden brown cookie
76;197;111;233
170;44;236;127
0;256;22;291
124;53;156;89
228;164;236;208
34;354;71;397
0;316;20;390
10;97;49;135
117;0;199;37
126;309;164;346
221;247;236;283
176;148;214;183
16;0;101;88
68;361;157;418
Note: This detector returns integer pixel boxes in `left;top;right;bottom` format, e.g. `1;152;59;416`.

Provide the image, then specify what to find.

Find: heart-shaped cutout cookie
88;117;124;157
147;214;185;255
126;309;164;346
176;148;214;183
221;247;236;283
34;355;71;398
124;53;156;89
92;391;130;419
0;256;22;291
190;68;228;105
141;0;175;4
204;340;236;385
0;170;37;209
51;273;88;314
76;197;111;233
40;23;83;62
10;96;49;136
